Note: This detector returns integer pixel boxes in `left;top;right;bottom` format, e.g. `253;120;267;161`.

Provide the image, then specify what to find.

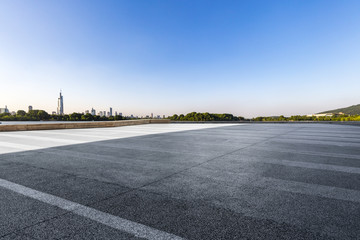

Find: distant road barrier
0;119;170;132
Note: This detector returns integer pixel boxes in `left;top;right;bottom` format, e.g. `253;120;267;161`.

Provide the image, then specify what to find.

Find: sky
0;0;359;117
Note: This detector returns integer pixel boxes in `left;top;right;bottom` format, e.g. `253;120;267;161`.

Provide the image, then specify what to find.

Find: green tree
16;110;26;116
37;110;50;120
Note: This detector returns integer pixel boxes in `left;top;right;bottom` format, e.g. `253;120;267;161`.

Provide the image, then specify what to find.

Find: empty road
0;123;359;239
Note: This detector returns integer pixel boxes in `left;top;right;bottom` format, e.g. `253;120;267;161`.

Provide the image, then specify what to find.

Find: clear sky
1;0;359;117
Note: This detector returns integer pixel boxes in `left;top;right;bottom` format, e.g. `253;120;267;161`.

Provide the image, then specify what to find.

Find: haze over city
1;0;359;117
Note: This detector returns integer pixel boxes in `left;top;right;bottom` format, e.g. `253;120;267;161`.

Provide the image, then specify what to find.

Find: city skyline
1;1;360;118
0;91;158;118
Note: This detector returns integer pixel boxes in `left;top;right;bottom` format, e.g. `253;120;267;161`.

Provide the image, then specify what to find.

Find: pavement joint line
0;178;185;240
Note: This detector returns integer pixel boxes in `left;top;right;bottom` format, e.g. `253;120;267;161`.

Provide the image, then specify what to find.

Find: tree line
2;110;360;122
0;110;124;121
252;115;360;121
169;112;244;121
170;112;360;122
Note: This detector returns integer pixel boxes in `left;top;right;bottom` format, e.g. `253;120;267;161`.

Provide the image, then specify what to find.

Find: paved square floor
0;123;359;239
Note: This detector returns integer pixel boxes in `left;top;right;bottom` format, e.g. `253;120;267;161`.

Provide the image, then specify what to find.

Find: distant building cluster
1;91;168;119
306;112;345;117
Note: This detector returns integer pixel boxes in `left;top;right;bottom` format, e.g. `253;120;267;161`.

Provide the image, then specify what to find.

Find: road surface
0;123;359;239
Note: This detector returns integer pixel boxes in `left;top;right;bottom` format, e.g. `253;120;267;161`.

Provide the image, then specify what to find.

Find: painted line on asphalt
251;146;360;160
271;138;360;147
0;133;82;144
0;178;184;240
254;177;360;203
262;159;360;174
0;141;37;151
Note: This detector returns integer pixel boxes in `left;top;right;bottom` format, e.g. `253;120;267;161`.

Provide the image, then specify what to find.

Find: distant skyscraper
109;107;113;116
151;113;153;118
91;108;96;115
0;106;9;114
115;111;117;116
57;91;64;115
119;112;122;117
28;105;33;112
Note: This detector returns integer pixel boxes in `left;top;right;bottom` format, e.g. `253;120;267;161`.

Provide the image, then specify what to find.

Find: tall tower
57;91;64;115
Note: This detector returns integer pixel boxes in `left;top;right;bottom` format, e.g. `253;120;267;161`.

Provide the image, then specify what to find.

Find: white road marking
0;178;184;240
0;124;241;154
256;177;360;203
259;159;360;174
251;146;360;160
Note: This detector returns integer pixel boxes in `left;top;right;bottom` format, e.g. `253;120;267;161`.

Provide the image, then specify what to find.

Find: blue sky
1;0;359;117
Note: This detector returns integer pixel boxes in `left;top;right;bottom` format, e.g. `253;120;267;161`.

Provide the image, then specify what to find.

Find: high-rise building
0;106;9;114
151;113;153;118
91;108;96;115
115;111;118;116
28;105;33;112
119;112;122;117
57;91;64;115
109;107;113;117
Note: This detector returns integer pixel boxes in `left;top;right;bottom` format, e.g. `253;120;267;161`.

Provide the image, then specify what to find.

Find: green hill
320;104;360;115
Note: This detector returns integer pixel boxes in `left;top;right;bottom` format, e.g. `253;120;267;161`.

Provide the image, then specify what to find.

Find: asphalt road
0;123;359;239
